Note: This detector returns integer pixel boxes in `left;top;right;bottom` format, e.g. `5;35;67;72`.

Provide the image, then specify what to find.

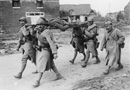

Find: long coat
36;29;57;72
101;28;125;67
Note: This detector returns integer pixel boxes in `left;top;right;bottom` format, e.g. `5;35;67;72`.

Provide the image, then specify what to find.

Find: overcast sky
59;0;130;16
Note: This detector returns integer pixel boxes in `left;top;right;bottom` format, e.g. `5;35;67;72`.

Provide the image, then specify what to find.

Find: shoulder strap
87;24;97;32
103;30;114;46
106;30;114;41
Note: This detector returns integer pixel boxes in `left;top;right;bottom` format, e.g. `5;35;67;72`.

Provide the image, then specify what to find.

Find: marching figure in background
69;17;86;64
33;17;63;87
14;17;37;79
100;21;125;75
81;17;100;68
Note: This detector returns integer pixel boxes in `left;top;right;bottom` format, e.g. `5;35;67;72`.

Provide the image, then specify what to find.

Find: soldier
100;21;125;75
33;17;63;87
81;17;100;68
14;17;37;79
69;19;86;64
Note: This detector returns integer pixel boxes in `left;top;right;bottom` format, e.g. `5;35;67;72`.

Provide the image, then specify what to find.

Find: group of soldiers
13;16;125;88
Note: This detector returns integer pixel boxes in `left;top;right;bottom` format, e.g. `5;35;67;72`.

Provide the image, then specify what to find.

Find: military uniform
100;21;125;75
101;21;125;74
81;17;100;67
33;17;62;88
101;28;125;66
18;25;37;64
83;23;99;57
36;29;57;72
14;17;37;79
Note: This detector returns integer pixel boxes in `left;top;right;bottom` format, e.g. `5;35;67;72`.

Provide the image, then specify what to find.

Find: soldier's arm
116;30;125;44
84;30;94;38
100;32;107;50
17;30;24;50
92;27;99;36
45;31;57;54
85;25;99;38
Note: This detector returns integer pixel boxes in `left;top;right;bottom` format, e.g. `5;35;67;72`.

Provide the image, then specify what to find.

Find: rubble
0;42;18;55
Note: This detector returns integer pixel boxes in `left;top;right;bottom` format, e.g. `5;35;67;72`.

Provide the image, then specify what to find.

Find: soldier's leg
32;63;38;74
94;56;101;64
32;53;45;87
14;54;29;79
31;55;38;74
70;38;79;64
81;51;86;61
51;61;63;81
80;43;86;61
81;50;90;68
104;53;115;75
116;48;123;70
103;66;111;75
69;49;78;64
93;48;100;64
21;48;25;54
33;72;43;87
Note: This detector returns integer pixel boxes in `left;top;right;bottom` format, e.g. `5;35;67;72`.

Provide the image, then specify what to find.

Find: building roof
60;4;91;15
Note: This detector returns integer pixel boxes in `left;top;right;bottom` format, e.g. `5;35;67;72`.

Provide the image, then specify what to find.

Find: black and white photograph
0;0;130;90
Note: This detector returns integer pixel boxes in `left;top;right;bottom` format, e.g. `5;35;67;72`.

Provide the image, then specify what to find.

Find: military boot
14;63;26;79
103;66;110;75
52;64;63;81
81;62;87;68
33;80;40;88
14;72;22;79
116;63;123;70
69;60;74;64
53;73;63;81
103;69;109;75
94;56;101;64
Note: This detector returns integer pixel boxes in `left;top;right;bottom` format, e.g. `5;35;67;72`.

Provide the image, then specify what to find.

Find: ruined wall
0;0;59;33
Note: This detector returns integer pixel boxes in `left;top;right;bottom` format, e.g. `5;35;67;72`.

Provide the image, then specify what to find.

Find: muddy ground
0;28;130;90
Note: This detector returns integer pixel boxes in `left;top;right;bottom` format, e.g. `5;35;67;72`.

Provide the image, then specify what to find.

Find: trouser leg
81;51;86;61
37;72;43;82
32;63;38;74
94;56;101;64
103;66;111;75
81;50;90;68
19;62;27;74
32;57;38;74
51;62;63;80
117;48;122;65
116;48;123;70
69;50;78;64
33;72;43;87
93;49;100;64
14;55;28;79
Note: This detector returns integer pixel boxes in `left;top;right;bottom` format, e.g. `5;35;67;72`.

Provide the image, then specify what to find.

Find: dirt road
0;29;130;90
